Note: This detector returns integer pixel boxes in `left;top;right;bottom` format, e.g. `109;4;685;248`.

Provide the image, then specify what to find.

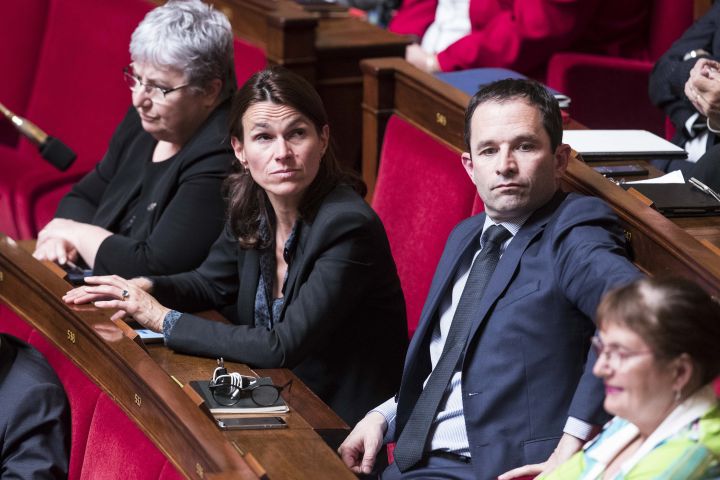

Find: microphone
0;102;76;171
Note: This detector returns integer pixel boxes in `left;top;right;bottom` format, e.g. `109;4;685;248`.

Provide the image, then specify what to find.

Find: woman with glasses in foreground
64;66;408;425
33;0;236;278
536;277;720;479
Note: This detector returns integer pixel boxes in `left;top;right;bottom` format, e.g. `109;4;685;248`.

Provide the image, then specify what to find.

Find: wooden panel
360;57;720;294
0;236;354;479
206;0;410;171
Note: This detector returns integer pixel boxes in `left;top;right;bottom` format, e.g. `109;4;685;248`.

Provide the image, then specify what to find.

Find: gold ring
121;289;130;301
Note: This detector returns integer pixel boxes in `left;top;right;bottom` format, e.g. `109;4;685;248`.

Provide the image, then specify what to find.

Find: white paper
625;170;685;185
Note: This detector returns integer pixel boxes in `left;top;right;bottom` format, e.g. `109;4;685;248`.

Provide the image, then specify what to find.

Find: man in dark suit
339;79;640;479
0;333;70;478
649;2;720;172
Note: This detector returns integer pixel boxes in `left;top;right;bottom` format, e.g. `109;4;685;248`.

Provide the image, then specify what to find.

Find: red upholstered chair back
648;0;694;61
0;0;49;148
22;36;266;238
372;115;482;337
234;37;267;86
15;0;151;176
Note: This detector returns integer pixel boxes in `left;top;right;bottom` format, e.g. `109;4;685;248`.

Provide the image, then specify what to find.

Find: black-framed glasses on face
208;359;292;407
590;335;653;370
123;65;189;103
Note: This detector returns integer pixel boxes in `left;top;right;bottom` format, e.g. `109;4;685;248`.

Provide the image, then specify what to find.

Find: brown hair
225;66;364;248
596;277;720;386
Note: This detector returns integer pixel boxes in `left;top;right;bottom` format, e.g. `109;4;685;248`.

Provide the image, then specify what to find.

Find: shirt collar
481;213;531;244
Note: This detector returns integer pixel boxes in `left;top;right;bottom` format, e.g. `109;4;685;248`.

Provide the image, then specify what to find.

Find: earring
674;388;682;403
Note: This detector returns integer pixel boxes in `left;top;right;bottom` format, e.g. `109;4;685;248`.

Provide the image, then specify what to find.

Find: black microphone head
39;136;76;171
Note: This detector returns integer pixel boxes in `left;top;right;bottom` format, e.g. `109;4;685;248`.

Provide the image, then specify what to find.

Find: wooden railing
0;235;353;479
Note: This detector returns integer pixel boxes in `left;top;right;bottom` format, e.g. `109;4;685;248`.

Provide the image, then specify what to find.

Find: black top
54;101;234;277
151;185;409;425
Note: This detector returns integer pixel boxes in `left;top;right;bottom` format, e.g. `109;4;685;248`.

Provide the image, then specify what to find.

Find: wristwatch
683;49;711;61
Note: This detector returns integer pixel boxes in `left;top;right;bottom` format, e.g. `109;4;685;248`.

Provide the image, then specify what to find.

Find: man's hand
338;411;387;474
497;433;584;479
686;58;720;121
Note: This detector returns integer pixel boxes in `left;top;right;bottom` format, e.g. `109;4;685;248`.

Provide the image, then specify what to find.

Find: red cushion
648;0;693;60
372;115;481;336
81;394;170;480
546;54;664;135
28;331;101;480
234;37;266;86
0;0;48;147
0;304;33;339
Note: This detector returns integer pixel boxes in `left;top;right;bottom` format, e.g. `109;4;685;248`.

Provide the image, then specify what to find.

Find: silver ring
121;289;130;301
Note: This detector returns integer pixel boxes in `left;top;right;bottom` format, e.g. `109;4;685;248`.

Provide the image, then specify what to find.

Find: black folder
622;183;720;217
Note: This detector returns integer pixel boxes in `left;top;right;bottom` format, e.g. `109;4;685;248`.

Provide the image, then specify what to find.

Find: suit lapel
465;192;565;343
237;249;259;324
402;214;486;378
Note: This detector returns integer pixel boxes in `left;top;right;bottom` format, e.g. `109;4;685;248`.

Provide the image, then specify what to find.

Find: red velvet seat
545;0;693;135
0;0;266;240
372;115;482;337
0;0;48;148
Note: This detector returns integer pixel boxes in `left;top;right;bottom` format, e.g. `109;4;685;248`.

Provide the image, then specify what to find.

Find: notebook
190;377;289;414
562;130;687;160
622;183;720;217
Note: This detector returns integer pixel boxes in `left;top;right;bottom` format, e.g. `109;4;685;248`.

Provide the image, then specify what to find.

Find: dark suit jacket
55;101;233;278
649;2;720;148
151;185;409;425
393;192;641;480
0;334;70;479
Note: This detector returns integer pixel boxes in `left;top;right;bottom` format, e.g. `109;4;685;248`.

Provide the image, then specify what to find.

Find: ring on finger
121;289;130;301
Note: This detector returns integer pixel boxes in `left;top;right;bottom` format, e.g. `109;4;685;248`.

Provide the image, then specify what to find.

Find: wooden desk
0;236;353;479
361;57;720;295
207;0;410;169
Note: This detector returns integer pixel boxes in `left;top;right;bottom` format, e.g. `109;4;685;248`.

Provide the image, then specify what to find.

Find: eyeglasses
123;66;189;103
208;359;292;407
591;335;653;369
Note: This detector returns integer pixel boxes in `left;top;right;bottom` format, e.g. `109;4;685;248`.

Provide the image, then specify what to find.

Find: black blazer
151;185;408;425
649;2;720;148
55;102;234;277
0;334;70;479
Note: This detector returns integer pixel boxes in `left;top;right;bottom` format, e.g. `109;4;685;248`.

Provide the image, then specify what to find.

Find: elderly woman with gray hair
33;0;237;278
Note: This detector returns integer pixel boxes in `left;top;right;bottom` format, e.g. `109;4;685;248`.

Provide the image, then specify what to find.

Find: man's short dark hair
464;79;563;153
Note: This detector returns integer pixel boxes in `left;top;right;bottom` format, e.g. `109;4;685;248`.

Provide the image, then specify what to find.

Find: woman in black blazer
64;67;408;425
33;0;236;278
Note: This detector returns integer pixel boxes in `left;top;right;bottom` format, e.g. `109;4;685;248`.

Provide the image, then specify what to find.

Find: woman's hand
33;237;78;265
35;218;112;268
63;275;169;332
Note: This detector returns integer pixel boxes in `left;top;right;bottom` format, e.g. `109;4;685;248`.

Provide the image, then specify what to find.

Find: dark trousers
380;456;475;480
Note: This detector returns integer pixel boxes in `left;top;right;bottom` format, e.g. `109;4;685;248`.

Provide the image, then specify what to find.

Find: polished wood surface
360;57;720;295
0;236;353;479
208;0;410;169
695;0;713;19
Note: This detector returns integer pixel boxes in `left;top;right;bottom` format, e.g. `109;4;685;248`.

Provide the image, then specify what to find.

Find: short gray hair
130;0;236;100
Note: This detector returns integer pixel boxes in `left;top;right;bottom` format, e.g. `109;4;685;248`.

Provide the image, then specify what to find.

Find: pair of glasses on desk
209;358;291;407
